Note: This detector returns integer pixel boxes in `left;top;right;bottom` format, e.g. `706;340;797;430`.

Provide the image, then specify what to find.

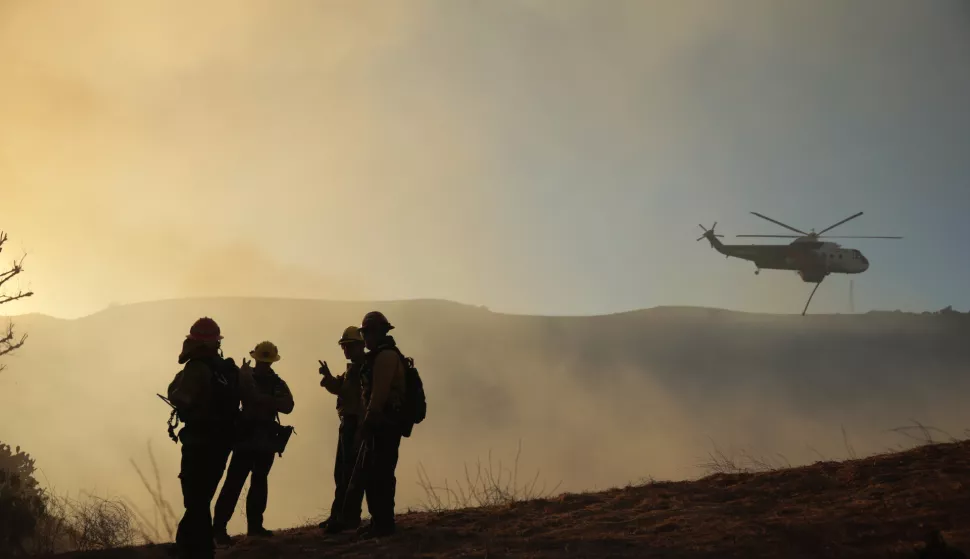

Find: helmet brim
359;324;394;333
249;350;281;363
338;339;365;346
187;334;223;342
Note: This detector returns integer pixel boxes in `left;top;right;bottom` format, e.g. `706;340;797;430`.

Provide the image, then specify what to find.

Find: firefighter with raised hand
166;317;241;559
317;326;367;534
212;341;294;545
356;311;407;539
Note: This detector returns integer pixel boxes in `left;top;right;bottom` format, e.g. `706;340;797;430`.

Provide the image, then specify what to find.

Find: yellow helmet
338;325;364;346
249;341;281;363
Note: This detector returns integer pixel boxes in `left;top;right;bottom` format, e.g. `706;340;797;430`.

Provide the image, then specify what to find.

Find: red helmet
360;311;393;332
187;317;223;342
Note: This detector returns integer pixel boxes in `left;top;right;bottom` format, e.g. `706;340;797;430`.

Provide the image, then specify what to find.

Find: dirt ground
60;440;970;558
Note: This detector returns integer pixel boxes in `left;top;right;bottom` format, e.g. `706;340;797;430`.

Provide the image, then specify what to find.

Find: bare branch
0;290;33;306
0;332;27;357
0;324;27;373
0;252;29;291
0;230;32;373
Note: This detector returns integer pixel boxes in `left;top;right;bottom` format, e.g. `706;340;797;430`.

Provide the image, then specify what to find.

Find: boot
356;521;395;540
248;526;274;538
213;527;233;547
321;514;361;534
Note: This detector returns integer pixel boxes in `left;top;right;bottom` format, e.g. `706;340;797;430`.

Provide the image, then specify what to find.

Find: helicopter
697;211;901;315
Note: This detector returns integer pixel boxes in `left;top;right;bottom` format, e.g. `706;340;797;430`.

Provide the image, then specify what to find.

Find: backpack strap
377;344;409;367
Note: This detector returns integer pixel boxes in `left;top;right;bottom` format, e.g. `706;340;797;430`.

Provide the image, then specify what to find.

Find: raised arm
320;373;344;395
238;363;262;406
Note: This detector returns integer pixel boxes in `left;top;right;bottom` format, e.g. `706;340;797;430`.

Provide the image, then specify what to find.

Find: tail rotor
697;222;724;242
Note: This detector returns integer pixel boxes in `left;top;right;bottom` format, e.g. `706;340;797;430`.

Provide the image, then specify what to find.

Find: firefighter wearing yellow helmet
212;340;294;545
249;340;282;363
317;325;367;533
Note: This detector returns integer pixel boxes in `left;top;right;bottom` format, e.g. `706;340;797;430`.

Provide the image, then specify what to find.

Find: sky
1;0;969;319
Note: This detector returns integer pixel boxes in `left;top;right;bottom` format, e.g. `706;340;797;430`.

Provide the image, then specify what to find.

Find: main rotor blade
819;235;902;239
735;234;801;238
816;211;863;235
750;212;808;235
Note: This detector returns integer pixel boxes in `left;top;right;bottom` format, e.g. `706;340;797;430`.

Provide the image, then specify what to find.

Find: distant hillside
57;439;970;558
3;298;970;536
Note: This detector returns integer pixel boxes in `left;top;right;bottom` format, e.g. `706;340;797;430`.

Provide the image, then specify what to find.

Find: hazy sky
2;0;968;319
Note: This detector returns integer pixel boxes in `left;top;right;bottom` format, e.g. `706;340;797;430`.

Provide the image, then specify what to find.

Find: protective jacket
235;365;294;452
360;337;406;422
321;361;364;418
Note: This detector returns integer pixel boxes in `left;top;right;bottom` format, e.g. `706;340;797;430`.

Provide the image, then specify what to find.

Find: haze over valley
3;298;968;534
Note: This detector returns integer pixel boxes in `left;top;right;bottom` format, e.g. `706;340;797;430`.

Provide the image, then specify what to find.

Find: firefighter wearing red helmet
166;316;242;559
187;317;223;342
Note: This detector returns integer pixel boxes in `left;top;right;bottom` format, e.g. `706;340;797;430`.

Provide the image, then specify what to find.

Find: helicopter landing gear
754;268;760;275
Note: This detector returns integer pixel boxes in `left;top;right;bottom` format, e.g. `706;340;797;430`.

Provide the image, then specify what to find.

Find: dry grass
415;440;563;512
22;442;179;555
40;425;970;557
20;490;137;556
53;437;970;558
124;442;179;545
58;496;137;552
697;440;792;475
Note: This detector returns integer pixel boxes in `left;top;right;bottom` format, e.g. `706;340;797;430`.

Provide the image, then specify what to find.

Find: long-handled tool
340;437;371;523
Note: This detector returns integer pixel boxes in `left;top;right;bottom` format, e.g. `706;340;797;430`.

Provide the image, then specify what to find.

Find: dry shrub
59;495;137;551
26;441;179;554
416;440;562;512
13;491;138;556
0;443;46;557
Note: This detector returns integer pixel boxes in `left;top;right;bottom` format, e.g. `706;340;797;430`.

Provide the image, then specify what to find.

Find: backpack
396;353;426;438
162;357;240;444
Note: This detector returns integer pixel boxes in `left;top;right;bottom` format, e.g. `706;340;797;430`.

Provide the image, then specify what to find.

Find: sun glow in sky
2;0;968;318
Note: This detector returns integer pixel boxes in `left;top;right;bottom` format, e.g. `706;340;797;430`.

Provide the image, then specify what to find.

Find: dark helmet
187;317;223;342
360;311;393;333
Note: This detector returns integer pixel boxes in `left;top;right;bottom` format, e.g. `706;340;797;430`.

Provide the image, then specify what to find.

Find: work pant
363;426;402;532
175;440;232;559
212;449;276;533
330;415;363;525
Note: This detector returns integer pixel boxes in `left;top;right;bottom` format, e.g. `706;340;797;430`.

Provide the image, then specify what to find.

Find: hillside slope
61;440;970;559
4;298;970;534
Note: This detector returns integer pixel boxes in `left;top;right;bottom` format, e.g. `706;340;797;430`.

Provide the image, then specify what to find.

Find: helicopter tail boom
696;223;727;254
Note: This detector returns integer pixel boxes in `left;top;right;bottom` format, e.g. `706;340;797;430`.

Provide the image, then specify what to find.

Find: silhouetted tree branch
0;230;33;373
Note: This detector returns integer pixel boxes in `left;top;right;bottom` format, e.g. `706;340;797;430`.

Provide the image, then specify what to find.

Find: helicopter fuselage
695;211;898;316
701;232;868;281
